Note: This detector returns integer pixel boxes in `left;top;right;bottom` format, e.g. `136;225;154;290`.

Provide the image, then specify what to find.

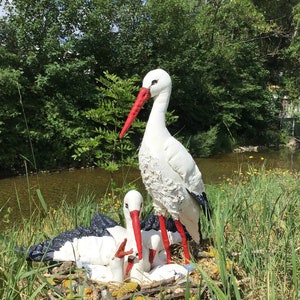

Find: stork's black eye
125;203;128;209
151;80;158;85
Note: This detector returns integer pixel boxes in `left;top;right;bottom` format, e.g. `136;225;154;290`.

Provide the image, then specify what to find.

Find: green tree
0;66;23;169
190;0;276;146
282;3;300;112
109;0;148;76
0;0;102;170
0;16;30;169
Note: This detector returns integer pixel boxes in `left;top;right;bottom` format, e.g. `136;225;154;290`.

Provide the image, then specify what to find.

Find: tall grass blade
184;275;191;299
36;189;47;213
291;246;298;297
230;267;242;300
27;282;48;300
197;267;229;300
38;274;64;298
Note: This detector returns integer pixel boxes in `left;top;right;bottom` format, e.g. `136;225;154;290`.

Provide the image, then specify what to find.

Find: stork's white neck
110;257;124;282
144;89;171;137
124;215;138;253
125;215;133;236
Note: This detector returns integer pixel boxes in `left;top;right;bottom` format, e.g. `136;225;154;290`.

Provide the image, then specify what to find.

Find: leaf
36;189;48;213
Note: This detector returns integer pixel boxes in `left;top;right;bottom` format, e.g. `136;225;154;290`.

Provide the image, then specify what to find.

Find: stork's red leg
158;215;172;264
174;219;191;264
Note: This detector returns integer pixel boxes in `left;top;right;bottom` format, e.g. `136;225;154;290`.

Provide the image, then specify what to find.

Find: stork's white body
129;260;189;284
139;69;205;243
83;254;126;282
53;234;123;266
139;133;204;243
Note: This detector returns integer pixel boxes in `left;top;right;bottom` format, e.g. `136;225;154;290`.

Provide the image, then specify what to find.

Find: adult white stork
119;69;211;264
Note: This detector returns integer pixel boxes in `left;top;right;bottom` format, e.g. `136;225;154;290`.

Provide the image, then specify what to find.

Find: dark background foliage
0;0;299;173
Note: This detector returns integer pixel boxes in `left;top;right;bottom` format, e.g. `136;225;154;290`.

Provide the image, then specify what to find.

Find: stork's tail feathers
14;241;55;262
25;240;55;261
188;191;212;221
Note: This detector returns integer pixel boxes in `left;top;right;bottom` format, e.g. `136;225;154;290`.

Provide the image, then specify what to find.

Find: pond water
0;149;299;228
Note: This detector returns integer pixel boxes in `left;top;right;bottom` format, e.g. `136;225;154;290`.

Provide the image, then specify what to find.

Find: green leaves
71;71;141;170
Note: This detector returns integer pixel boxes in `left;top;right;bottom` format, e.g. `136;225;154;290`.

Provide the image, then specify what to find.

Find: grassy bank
0;166;299;299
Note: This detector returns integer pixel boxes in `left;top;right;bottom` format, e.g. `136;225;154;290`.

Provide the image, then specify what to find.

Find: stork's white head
123;190;143;260
142;69;172;98
123;190;143;217
119;69;172;138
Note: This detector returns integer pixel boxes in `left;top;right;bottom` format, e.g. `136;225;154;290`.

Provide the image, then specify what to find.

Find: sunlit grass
202;166;300;299
0;166;299;299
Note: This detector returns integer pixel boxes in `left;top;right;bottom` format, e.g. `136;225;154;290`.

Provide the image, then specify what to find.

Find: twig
140;276;176;290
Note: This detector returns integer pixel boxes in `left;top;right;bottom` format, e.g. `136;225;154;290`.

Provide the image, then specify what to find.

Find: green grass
0;166;299;299
200;166;300;299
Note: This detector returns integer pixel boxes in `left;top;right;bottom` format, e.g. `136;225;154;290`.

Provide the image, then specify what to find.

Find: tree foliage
0;0;299;173
71;71;142;170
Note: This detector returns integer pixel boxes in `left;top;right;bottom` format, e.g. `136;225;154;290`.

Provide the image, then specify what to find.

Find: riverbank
2;149;300;231
1;143;298;180
233;138;300;153
1;166;299;299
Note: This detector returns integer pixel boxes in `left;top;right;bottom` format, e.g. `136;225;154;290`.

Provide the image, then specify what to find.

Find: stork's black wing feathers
26;239;55;261
140;214;191;239
26;213;117;262
141;214;180;232
188;191;212;221
141;214;160;231
90;213;119;231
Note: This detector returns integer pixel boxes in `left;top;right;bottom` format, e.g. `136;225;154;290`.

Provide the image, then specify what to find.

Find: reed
0;166;299;299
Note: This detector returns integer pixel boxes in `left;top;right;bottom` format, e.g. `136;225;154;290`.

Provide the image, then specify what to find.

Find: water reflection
197;149;300;183
0;149;299;227
0;166;142;211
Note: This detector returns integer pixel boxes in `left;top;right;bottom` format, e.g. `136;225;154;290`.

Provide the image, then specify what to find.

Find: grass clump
0;166;299;299
201;166;300;299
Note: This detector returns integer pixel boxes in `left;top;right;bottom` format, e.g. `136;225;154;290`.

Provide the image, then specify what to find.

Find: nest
41;240;248;300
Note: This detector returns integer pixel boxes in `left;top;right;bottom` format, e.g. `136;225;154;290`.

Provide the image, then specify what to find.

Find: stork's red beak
130;210;143;260
119;87;151;138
